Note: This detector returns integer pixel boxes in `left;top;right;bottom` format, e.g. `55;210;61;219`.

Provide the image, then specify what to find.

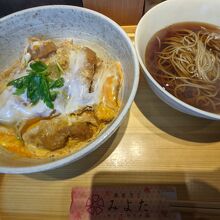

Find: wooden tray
0;26;220;220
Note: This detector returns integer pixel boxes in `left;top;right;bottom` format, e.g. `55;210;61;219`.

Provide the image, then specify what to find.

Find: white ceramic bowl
0;6;139;173
135;0;220;120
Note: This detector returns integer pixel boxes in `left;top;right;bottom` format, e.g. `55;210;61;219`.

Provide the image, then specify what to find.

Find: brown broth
145;22;220;114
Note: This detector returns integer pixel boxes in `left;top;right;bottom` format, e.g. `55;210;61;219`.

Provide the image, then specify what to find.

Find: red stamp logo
85;194;104;216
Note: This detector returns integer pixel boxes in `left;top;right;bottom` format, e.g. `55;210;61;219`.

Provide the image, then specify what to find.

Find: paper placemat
70;186;181;220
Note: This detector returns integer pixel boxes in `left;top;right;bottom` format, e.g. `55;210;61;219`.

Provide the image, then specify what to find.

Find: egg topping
0;38;123;158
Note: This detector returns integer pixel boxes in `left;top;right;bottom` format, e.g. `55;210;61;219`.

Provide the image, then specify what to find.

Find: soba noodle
146;22;220;114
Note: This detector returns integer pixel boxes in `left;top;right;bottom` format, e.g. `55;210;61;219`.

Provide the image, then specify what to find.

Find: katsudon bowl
0;6;139;174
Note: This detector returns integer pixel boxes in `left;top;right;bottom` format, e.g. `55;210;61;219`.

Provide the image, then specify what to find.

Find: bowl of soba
0;6;139;173
135;0;220;120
